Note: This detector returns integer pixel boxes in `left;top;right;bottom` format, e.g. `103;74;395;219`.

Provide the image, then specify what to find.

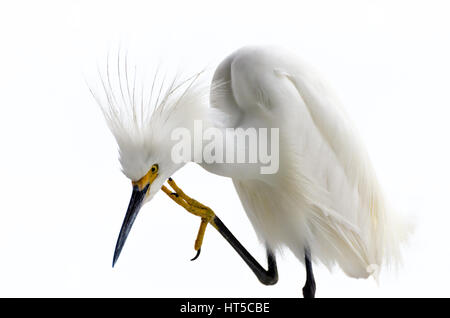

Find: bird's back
210;46;411;278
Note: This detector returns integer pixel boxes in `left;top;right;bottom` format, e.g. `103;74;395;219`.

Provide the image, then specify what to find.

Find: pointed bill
112;184;149;267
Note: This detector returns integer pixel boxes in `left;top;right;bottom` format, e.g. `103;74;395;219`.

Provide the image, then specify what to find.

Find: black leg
212;216;278;285
302;248;316;298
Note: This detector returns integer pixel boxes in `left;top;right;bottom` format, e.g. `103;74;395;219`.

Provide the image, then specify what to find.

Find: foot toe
302;281;316;298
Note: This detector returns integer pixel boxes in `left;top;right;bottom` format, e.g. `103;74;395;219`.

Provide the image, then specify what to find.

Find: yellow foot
161;178;216;260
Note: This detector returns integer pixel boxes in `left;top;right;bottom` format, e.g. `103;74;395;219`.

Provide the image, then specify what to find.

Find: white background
0;0;449;297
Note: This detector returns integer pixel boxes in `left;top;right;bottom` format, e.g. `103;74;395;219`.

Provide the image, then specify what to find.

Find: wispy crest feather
88;51;209;179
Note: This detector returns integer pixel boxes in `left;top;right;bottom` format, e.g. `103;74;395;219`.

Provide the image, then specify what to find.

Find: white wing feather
212;46;411;278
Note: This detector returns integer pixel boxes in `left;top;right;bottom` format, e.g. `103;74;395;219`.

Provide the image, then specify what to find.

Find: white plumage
94;45;411;282
207;46;411;278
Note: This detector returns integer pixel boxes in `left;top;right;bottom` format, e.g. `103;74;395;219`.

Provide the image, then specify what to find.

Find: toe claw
190;248;201;261
171;192;179;197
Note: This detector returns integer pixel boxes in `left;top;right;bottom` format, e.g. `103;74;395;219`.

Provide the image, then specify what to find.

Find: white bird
92;46;411;298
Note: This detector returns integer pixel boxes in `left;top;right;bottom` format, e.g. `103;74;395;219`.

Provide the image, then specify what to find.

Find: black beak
112;184;150;267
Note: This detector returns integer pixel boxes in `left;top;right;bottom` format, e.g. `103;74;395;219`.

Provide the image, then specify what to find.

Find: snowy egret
92;46;411;298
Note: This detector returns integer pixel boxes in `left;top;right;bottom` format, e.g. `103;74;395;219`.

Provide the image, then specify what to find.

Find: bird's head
89;64;207;266
111;135;185;267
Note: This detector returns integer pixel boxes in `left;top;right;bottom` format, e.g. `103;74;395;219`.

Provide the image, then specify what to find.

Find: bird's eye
151;164;158;173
